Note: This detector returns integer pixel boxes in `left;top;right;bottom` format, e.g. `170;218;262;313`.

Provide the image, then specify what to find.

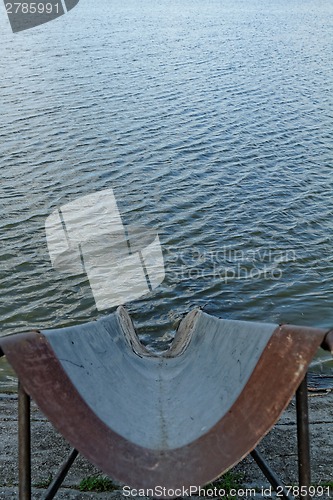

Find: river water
0;0;333;389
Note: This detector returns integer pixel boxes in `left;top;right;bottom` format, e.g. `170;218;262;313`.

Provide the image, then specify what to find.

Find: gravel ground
0;390;332;499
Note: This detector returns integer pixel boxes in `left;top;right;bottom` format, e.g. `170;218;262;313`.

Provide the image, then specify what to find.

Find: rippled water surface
1;0;333;388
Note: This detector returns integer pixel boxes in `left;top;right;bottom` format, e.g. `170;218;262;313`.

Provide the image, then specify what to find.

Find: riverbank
0;390;332;499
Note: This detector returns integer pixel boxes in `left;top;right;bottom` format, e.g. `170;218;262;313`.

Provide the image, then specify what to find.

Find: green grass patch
318;481;333;488
78;475;117;492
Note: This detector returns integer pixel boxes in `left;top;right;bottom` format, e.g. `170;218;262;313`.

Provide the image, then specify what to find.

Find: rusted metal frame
44;448;79;499
18;380;31;500
250;448;295;500
5;322;330;493
251;373;311;500
17;379;78;499
296;373;311;500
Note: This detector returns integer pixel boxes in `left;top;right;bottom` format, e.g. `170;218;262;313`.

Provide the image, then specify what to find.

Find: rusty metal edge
0;323;327;495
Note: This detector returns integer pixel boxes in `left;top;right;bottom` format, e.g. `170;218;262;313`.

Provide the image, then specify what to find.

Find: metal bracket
251;373;311;500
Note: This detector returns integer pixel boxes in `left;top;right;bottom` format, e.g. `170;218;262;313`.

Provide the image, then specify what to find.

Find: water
1;0;333;390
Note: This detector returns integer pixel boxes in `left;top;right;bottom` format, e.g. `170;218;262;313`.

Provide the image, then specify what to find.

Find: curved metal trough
0;308;332;493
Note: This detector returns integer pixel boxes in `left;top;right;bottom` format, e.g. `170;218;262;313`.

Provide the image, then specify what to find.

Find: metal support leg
251;448;294;500
296;373;311;499
44;448;79;499
17;380;78;499
18;381;31;500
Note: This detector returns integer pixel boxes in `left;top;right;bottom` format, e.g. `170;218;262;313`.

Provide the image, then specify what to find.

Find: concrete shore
0;390;332;499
